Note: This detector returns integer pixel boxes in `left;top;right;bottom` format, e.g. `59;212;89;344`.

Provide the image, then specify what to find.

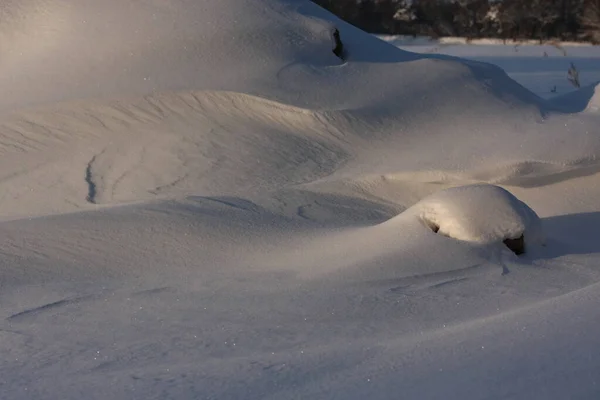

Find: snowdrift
0;0;598;218
1;1;600;399
0;0;416;111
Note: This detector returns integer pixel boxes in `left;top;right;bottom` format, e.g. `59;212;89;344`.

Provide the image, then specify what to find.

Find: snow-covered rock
407;184;544;251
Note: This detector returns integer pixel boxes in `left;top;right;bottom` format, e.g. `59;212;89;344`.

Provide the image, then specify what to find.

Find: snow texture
0;1;600;400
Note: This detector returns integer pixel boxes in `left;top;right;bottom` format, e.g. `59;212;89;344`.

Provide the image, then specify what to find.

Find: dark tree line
313;0;600;43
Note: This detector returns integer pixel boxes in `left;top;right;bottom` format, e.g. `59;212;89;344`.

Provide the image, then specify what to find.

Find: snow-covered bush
408;184;544;254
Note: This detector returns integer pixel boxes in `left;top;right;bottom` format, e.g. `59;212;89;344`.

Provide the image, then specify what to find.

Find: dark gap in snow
423;218;440;233
85;155;97;204
503;235;525;255
425;219;525;255
332;28;345;60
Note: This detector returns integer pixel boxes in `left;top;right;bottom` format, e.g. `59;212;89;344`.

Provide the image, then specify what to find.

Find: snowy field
380;35;600;99
1;1;600;399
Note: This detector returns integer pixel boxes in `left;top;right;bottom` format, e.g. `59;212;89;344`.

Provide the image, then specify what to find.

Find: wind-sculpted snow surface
1;1;600;399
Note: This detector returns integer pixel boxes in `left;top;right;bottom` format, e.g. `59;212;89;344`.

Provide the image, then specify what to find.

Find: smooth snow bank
2;192;600;400
0;0;418;112
404;184;543;246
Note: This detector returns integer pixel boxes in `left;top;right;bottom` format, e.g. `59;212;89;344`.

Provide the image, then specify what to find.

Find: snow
1;1;600;399
379;35;600;99
403;184;544;246
588;83;600;112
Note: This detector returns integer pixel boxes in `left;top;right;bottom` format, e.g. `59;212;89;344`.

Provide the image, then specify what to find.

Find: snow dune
1;1;600;399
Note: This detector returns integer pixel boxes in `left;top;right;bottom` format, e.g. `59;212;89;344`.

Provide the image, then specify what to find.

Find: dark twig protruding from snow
568;62;581;88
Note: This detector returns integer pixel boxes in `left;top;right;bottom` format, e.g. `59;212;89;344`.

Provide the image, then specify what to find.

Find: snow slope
1;1;600;399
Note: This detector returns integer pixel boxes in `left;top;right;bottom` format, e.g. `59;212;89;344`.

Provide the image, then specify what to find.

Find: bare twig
567;62;581;88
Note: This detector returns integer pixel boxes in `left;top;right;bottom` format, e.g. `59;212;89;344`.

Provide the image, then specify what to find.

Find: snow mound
406;184;544;249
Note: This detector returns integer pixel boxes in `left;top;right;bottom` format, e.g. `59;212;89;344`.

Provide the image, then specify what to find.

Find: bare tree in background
581;0;600;43
453;0;491;39
311;0;596;42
